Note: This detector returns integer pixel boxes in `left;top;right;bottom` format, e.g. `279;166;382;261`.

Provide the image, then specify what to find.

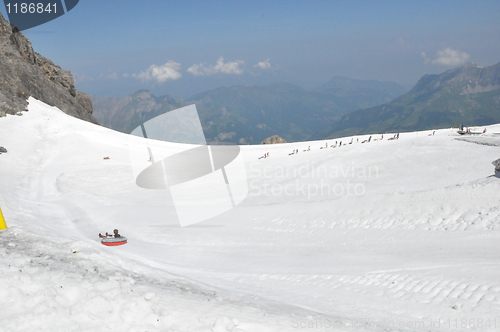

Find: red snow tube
101;236;127;246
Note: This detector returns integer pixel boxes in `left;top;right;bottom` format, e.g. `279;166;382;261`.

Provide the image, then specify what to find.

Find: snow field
1;226;358;332
1;97;500;331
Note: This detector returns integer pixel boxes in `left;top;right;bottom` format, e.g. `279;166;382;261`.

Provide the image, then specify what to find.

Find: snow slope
1;97;500;331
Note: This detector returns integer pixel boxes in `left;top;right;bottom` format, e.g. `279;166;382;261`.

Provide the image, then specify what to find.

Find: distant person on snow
113;229;121;238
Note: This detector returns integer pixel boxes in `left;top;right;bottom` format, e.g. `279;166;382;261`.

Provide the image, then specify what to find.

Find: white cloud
187;57;244;76
133;61;182;83
254;59;271;69
423;48;471;66
105;72;119;80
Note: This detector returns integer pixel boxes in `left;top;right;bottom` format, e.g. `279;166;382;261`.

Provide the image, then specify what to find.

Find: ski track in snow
1;98;500;331
2;228;355;332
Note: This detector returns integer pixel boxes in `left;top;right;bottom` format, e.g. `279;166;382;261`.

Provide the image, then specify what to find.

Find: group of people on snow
259;152;270;159
262;132;406;160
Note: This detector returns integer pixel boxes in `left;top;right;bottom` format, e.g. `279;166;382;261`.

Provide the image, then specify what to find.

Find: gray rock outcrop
493;158;500;174
0;13;97;123
261;135;287;144
0;146;6;154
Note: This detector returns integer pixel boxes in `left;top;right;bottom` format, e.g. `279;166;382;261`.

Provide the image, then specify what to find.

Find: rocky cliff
0;13;96;123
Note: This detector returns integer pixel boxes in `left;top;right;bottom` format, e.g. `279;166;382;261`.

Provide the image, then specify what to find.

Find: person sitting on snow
99;230;121;238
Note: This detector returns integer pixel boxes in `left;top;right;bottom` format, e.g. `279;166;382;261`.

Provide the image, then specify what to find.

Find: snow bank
1;98;500;331
1;226;360;332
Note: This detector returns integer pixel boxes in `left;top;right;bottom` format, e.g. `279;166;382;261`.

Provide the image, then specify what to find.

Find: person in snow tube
98;229;122;238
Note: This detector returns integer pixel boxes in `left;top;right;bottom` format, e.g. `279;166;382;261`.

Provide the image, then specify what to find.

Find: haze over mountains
315;62;500;139
93;62;500;144
92;78;406;144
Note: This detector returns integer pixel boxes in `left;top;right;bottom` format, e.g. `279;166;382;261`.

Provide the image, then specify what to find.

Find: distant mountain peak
316;61;500;139
132;90;154;99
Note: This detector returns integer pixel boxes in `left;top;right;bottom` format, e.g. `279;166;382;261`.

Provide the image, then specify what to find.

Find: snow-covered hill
1;98;499;331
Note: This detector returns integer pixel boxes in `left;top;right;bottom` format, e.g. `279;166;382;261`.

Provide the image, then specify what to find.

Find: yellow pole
0;208;7;232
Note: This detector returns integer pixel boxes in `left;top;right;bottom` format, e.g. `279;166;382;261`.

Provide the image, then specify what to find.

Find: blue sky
2;0;500;98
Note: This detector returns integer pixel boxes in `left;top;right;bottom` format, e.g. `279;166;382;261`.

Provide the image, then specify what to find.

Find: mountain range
314;62;500;139
92;78;406;144
3;9;496;145
91;90;184;135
